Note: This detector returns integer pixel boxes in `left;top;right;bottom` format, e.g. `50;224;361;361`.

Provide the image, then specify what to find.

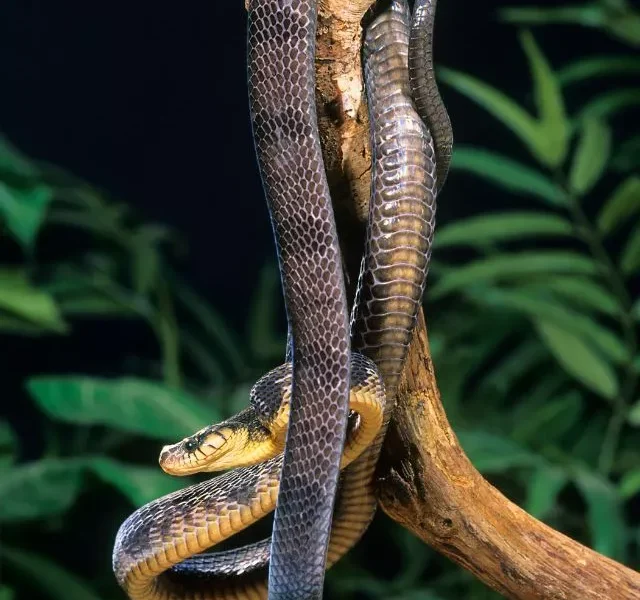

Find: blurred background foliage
1;0;639;599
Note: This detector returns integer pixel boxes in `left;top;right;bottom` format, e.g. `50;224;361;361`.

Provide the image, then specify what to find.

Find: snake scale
112;0;452;598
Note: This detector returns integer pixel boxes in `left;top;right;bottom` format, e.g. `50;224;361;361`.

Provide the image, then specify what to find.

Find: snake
112;0;452;598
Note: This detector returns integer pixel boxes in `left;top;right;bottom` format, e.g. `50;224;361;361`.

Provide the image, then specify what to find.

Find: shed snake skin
112;0;452;598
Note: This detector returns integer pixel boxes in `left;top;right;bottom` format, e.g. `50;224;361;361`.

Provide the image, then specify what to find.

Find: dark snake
112;0;452;597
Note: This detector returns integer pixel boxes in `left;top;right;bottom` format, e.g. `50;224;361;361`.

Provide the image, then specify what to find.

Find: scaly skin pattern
330;0;437;564
246;0;352;598
112;354;385;600
409;0;453;191
160;356;384;477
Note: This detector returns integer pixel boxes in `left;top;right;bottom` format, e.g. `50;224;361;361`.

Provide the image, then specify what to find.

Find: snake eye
183;438;199;453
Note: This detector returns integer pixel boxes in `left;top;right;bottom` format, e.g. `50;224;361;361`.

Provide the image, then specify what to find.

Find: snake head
159;408;279;476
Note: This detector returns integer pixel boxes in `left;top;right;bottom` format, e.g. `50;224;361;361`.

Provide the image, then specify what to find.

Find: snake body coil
113;0;451;597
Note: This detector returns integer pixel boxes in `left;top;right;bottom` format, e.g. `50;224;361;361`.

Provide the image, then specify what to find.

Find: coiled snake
112;0;452;598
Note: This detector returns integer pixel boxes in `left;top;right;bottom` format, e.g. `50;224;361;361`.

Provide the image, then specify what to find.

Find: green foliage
429;0;639;580
0;135;53;249
0;547;104;600
27;377;217;440
569;118;611;194
88;457;192;506
1;3;639;600
0;459;84;523
500;0;640;47
0;270;67;334
450;147;566;205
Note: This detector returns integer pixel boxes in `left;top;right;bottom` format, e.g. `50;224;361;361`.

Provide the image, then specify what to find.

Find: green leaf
27;377;216;440
0;312;62;336
440;34;568;168
457;431;542;473
573;468;626;560
132;238;159;295
481;341;546;394
628;399;640;426
45;203;128;239
612;135;640;172
535;320;619;400
180;331;226;384
576;88;640;122
0;270;67;332
56;293;135;317
619;469;640;499
500;5;609;27
388;591;446;600
431;252;597;299
525;465;568;519
438;68;545;165
0;547;103;600
0;459;84;523
435;211;573;248
620;224;640;274
569;118;611;195
44;263;139;319
519;276;620;317
0;421;16;468
558;55;640;85
513;391;584;444
597;176;640;234
605;8;640;47
169;271;246;378
468;287;628;365
130;224;176;295
0;585;14;600
571;414;609;467
0;182;53;249
88;457;189;506
500;3;640;47
247;262;287;362
632;298;640;321
451;147;565;205
0;134;39;178
520;31;569;167
227;382;256;417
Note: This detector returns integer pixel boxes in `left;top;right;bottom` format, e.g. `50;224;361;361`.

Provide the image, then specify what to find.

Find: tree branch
378;310;640;599
313;1;640;598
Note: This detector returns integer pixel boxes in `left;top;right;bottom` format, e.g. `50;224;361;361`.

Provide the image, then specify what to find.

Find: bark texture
311;1;640;598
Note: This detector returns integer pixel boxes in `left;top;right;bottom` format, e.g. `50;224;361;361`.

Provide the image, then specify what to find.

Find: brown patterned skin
112;0;451;597
111;354;385;600
246;1;352;598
